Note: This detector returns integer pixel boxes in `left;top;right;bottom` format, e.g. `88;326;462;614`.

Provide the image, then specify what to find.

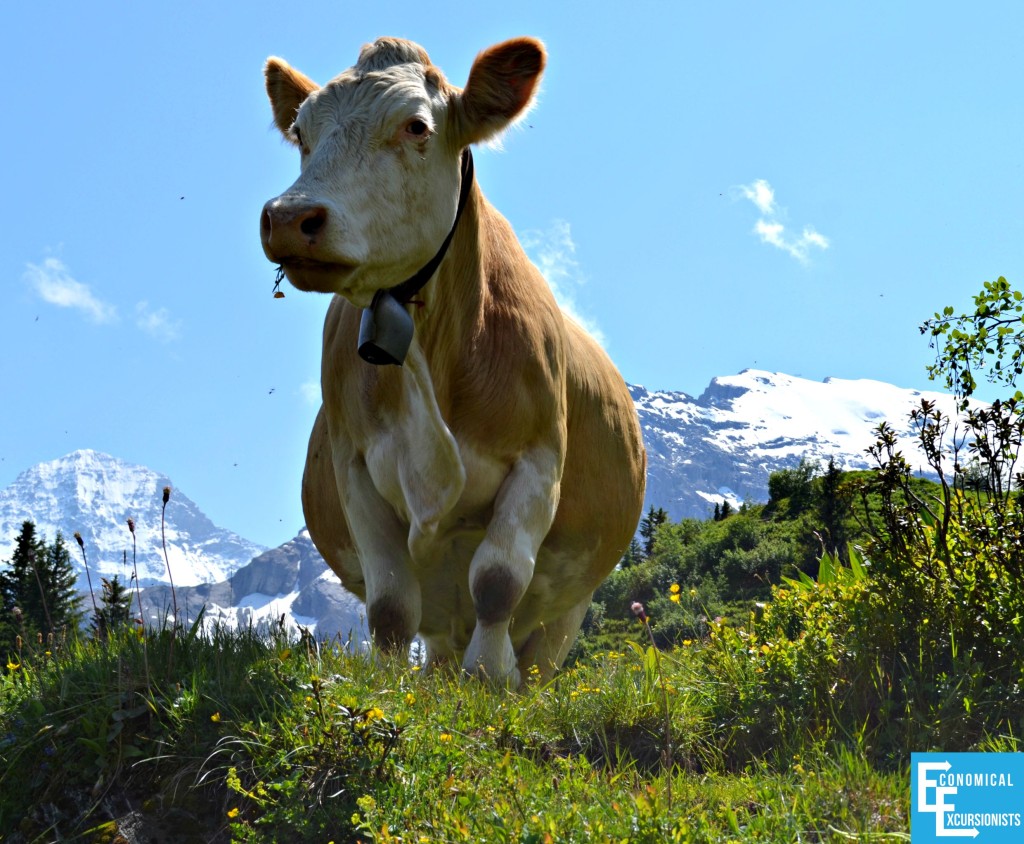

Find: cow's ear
451;38;546;146
265;57;319;140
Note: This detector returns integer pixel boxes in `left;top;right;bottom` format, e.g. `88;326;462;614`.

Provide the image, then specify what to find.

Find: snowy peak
0;450;265;587
634;369;960;520
694;370;948;460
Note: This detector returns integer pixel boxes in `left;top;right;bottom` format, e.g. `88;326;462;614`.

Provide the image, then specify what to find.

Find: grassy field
0;613;914;844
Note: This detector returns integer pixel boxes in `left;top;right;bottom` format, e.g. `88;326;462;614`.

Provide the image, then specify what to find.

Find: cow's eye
406;119;429;137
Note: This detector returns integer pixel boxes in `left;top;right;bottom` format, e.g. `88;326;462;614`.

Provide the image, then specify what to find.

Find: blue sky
3;1;1022;548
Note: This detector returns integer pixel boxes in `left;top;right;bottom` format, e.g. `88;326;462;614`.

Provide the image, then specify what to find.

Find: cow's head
260;37;545;308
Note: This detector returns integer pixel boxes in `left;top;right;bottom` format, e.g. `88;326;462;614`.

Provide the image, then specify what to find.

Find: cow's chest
353;349;511;558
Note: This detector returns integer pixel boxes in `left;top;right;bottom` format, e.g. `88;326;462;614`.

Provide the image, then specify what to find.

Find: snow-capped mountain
140;528;368;644
635;369;961;520
0;450;265;587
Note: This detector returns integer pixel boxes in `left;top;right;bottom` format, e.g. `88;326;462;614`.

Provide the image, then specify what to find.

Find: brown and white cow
260;36;645;685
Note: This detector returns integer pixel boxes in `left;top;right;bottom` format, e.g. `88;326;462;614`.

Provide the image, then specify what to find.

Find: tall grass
0;614;911;843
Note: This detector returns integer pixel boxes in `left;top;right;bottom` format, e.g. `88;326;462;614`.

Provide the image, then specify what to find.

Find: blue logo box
912;753;1024;842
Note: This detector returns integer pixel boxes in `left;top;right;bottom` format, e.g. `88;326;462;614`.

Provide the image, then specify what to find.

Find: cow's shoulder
383;199;561;444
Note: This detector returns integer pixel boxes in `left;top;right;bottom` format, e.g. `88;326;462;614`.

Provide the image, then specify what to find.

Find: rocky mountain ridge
140;528;368;644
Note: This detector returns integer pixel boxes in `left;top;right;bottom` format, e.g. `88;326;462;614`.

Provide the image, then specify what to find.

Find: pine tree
639;506;668;557
40;532;83;637
1;523;82;657
619;537;643;568
817;457;849;562
94;575;132;636
0;521;47;654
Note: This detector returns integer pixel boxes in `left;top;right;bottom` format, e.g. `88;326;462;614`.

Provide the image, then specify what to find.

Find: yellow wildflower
439;732;453;742
210;712;222;723
227;807;240;819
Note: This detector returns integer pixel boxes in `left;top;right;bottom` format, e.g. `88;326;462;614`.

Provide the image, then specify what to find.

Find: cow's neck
409;183;496;391
357;150;475;367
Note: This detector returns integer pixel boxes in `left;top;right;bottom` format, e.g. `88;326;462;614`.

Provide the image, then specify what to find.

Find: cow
260;36;645;685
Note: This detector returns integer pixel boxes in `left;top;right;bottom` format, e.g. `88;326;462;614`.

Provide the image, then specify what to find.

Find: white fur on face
274;63;461;306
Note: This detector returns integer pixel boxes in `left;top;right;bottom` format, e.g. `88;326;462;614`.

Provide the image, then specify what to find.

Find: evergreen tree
0;574;17;660
817;458;849;561
719;500;733;520
0;521;47;654
94;575;132;636
619;537;643;568
639;506;668;557
40;532;83;637
1;523;82;657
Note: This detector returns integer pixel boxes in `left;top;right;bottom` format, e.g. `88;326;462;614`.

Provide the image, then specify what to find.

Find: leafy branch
921;275;1024;408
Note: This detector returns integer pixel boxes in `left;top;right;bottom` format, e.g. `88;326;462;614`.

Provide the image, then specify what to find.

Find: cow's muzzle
260;196;330;262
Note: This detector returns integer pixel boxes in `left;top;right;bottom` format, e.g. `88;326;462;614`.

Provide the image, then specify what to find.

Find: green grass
0;620;911;843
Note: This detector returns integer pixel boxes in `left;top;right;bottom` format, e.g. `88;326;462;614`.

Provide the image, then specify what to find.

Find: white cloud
24;257;117;323
738;180;829;264
800;227;830;251
754;220;831;263
754;219;786;247
740;179;776;215
521;220;605;346
135;302;181;342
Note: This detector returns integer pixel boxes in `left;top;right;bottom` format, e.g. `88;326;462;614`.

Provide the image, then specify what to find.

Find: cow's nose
299;207;327;236
260;198;330;260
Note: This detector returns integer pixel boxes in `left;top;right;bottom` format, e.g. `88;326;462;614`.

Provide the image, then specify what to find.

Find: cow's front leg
463;446;562;686
338;455;422;654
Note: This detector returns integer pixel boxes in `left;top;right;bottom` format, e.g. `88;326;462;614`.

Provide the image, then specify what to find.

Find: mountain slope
0;450;264;586
140;528;369;644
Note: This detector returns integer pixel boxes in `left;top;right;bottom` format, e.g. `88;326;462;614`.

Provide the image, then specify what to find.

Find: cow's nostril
300;208;327;236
